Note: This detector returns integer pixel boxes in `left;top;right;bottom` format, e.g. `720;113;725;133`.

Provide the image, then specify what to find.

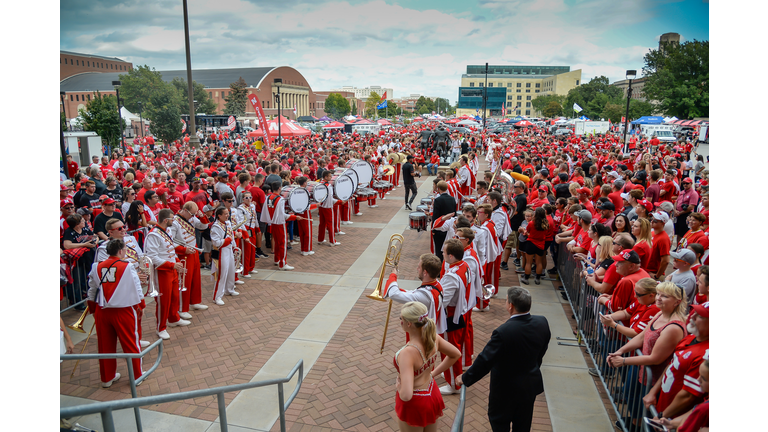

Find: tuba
138;256;159;298
233;248;243;273
367;233;405;354
495;171;516;204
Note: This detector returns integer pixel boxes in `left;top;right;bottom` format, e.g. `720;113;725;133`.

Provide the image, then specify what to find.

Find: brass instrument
397;152;407;164
367;233;405;354
481;283;495;301
233;247;243;273
67;309;88;333
138;256;159;298
179;259;187;292
173;238;203;252
381;164;396;176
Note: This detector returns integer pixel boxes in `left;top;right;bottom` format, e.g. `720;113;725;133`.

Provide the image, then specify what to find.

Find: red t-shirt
598;263;622;294
608;191;624;215
627;302;660;333
574;228;592;252
526;221;549;250
606;268;650;313
646;231;671;273
660;181;676;203
633;241;652;270
249;185;267;211
184;189;209;209
166;191;183;213
678;229;708;251
656;335;709;413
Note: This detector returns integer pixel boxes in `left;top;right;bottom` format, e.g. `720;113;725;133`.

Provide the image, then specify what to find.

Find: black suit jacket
431;193;456;229
462;314;551;413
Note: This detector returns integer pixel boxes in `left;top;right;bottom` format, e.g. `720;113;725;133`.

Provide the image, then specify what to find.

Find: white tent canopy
457;120;480;126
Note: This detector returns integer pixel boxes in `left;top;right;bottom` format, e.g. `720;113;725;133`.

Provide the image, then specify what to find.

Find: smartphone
643;417;668;432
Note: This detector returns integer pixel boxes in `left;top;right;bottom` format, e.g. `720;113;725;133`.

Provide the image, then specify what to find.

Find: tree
433;97;453;115
79;91;122;151
170;77;217;115
564;76;623;119
628;99;655;120
414;96;436;115
642;40;709;118
365;91;382;117
542;101;564;118
531;94;566;115
117;65;168;114
350;101;358;116
223;77;248;116
601;102;625;123
324;93;350;119
145;85;183;145
61;111;68;131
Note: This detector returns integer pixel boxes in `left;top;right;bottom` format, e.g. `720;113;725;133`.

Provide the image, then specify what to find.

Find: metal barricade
60;359;304;432
61;339;164;432
555;246;657;432
450;385;468;432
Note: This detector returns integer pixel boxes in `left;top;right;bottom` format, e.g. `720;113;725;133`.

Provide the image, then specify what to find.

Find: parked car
554;129;574;136
448;126;472;134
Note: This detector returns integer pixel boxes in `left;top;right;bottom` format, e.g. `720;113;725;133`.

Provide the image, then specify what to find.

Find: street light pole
274;78;282;144
60;92;69;179
622;69;637;154
182;0;201;149
113;80;124;153
482;62;488;132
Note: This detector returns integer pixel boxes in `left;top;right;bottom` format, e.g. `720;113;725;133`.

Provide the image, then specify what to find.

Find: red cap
699;180;708;186
102;198;116;205
638;199;653;212
60;184;69;191
682;178;693;184
60;198;74;208
538;186;548;192
153;172;161;178
690;302;709;318
578;187;591;195
167;179;177;185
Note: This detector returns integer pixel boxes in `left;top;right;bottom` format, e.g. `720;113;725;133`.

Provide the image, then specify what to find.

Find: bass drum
305;181;328;203
346;159;374;186
331;174;355;201
334;167;359;191
281;186;310;213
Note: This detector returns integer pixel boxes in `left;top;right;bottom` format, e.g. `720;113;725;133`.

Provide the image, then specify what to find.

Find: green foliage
223;77;249;116
532;94;566;115
601;102;625;123
350;101;358;116
565;76;623;119
414;96;436;115
79;91;122;151
434;97;453;115
642;40;709;118
145;85;183;146
628;99;655;120
324;93;350;119
542;101;564;118
170;77;217;116
61;111;68;131
365;91;382;117
117;65;168;114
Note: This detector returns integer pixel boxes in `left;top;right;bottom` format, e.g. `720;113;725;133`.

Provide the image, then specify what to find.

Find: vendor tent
323;121;345;129
630;116;665;125
318;116;333;122
457;119;480;126
377;119;392;125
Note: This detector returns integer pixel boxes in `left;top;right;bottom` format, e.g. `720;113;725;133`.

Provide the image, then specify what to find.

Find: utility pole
182;0;201;149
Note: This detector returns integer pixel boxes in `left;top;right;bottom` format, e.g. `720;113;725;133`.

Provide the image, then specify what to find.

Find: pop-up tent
322;121;345;129
318;116;334;122
630;116;665;125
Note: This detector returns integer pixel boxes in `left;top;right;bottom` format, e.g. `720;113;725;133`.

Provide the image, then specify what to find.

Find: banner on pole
181;119;187;133
248;94;272;146
573;103;583;113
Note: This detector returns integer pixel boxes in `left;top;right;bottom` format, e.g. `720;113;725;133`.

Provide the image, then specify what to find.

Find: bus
181;115;244;135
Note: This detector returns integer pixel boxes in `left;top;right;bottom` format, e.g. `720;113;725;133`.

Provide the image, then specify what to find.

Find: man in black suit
431;180;456;261
457;287;551;432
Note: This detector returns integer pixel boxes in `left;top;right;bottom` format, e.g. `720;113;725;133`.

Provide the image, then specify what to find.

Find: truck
573;120;610;136
639;124;675;137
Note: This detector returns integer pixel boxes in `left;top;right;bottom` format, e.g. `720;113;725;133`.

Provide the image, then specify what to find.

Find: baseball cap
153;172;161;178
102;198;116;205
612;249;641;264
406;155;414;160
689;301;709;318
217;171;228;178
575;209;592;223
60;184;70;191
651;211;669;223
167;179;177;185
670;249;696;265
597;201;615;211
538;186;548;192
76;207;92;216
577;187;591;195
99;195;109;201
638;199;653;212
60;198;74;208
203;204;214;212
620;192;630;201
608;171;621;179
613;179;625;189
191;177;200;183
682;178;693;184
558;173;568;182
539;169;549;176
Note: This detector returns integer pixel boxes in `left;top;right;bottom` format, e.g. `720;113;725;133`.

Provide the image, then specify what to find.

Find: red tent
355;118;374;124
323;121;345;129
413;117;424;121
445;118;461;124
460;114;472;119
377;119;392;125
515;120;534;127
248;116;311;137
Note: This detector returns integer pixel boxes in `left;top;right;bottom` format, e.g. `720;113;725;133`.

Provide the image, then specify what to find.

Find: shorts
202;238;212;253
522;241;546;256
505;231;518;250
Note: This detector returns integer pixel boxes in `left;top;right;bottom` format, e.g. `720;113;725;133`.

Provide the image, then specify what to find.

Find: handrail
60;359;304;432
450;385;468;432
61;339;164;432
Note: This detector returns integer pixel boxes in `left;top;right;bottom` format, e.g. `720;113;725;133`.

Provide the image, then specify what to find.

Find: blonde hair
634;218;652;246
568;182;579;196
656;281;688;319
635;278;658;296
597;236;613;262
401;301;436;356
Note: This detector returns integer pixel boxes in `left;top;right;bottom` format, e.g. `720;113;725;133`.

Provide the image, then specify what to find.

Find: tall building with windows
456;65;581;118
329;85;394;101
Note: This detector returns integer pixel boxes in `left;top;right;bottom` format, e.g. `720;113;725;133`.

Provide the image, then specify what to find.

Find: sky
60;0;709;104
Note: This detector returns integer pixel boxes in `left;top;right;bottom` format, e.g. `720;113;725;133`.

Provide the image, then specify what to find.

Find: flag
380;91;387;102
293;105;297;116
248;94;272;146
501;103;506;117
573;103;583;113
377;100;387;110
621;116;626;123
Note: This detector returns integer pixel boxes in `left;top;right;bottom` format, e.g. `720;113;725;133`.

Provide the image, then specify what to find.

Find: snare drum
305;181;328;203
416;204;429;214
346;159;374;186
373;181;388;193
408;212;428;232
281;186;310;213
355;188;376;202
420;197;433;207
331;174;355;201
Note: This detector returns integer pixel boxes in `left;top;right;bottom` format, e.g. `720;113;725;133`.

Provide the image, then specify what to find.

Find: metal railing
60;359;304;432
61;339;164;432
555;243;657;432
450;385;468;432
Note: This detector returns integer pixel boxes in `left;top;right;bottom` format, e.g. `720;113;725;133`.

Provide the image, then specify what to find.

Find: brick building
60;50;133;81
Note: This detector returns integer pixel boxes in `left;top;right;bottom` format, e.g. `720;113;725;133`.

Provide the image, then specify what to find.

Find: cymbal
382;165;396;175
449;160;461;169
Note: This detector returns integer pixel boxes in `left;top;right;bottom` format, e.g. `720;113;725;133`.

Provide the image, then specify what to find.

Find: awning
322;121;345;129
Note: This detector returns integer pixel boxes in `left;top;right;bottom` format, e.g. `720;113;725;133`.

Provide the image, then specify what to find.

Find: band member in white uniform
237;192;261;276
211;206;241;305
170;202;210;318
382;253;447;336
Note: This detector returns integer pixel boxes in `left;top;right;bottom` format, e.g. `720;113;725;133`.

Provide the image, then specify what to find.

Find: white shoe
308;251;315;255
227;291;240;296
382;197;386;200
235;280;244;285
346;221;353;224
301;252;311;256
330;242;340;246
168;319;191;327
337;231;345;235
398;185;402;187
250;270;258;274
157;330;170;340
279;265;295;271
140;340;150;348
274;262;279;266
290;241;300;245
215;299;225;305
102;372;121;388
386;192;391;195
439;384;459;395
240;274;252;279
191;303;208;310
319;240;328;244
179;312;193;319
355;212;363;215
472;307;482;312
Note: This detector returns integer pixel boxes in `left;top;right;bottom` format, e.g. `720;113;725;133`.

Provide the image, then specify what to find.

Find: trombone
367;233;404;354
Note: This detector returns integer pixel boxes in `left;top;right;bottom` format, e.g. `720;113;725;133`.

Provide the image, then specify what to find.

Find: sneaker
439;384;459;395
330;242;341;246
101;372;121;388
227;291;240;296
274;262;279;266
369;205;378;208
355;212;363;215
337;231;345;235
191;304;208;310
534;274;541;285
515;267;525;273
588;368;599;377
346;221;353;224
319;240;329;244
547;267;558;275
405;204;412;210
500;262;509;271
168;319;191;327
513;259;521;267
235;280;245;285
301;252;311;256
308;251;315;255
287;245;292;250
157;330;170;340
290;241;300;245
215;299;225;306
258;250;270;258
279;265;295;271
140;340;150;348
240;274;252;279
520;274;530;285
179;312;193;319
250;270;259;274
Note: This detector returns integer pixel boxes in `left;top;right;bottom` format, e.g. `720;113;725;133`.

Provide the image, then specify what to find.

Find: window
526;102;531;107
75;95;79;101
64;58;67;65
87;95;91;101
110;64;113;69
488;83;493;87
516;83;521;88
576;80;579;85
479;83;483;87
76;60;79;66
535;90;540;93
535;83;540;88
209;92;212;98
526;96;531;100
469;82;474;87
525;110;531;115
70;95;73;101
516;89;521;93
526;89;530;93
517;96;522;100
526;83;531;88
507;83;512;87
87;61;89;67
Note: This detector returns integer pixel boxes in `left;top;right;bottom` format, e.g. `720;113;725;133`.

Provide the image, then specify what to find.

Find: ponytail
421;318;436;356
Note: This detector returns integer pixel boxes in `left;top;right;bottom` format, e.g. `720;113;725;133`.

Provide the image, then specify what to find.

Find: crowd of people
59;119;709;432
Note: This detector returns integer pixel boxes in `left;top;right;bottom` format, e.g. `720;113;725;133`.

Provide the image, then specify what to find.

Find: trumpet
367;233;405;354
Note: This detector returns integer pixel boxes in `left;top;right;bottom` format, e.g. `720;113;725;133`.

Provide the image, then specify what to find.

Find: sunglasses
110;226;127;231
635;290;651;297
